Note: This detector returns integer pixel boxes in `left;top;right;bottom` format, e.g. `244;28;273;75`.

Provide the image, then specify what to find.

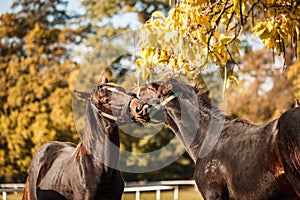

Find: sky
0;0;83;14
0;0;141;29
0;0;13;14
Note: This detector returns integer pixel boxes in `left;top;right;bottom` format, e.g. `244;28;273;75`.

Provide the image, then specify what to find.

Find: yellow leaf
151;19;162;27
141;48;154;60
164;31;177;42
143;67;150;80
202;15;211;28
152;11;166;19
266;21;273;32
214;33;220;39
220;35;233;45
233;45;240;60
228;75;239;84
181;62;190;74
159;50;170;62
136;58;146;69
214;51;227;65
233;0;240;12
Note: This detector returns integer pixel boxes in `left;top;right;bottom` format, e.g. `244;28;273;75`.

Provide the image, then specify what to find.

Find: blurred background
0;0;299;186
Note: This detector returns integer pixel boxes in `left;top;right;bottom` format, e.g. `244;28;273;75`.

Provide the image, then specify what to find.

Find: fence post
156;189;161;200
174;186;179;200
14;185;18;195
3;191;7;200
135;190;140;200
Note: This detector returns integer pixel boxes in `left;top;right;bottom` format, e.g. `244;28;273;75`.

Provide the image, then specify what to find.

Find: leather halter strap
90;85;132;122
90;102;118;121
136;86;180;118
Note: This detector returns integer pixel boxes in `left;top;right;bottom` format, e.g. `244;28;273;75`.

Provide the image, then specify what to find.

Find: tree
225;48;300;124
80;0;171;82
136;0;300;80
0;0;85;182
79;0;196;181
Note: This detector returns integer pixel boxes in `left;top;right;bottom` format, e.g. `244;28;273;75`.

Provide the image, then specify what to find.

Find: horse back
27;141;76;200
195;119;299;199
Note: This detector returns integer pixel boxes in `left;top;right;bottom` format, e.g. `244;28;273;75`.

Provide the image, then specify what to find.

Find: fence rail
124;185;177;200
0;184;25;200
1;180;197;200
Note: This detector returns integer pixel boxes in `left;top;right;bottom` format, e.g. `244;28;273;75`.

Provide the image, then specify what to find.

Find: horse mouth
134;104;152;123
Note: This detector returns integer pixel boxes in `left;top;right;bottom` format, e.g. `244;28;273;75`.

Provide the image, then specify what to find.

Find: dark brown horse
132;78;300;200
22;82;150;200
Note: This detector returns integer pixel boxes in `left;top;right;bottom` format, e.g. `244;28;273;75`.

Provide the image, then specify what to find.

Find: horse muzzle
129;99;152;124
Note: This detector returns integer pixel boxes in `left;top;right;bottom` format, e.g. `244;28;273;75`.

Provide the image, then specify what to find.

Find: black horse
22;82;150;200
132;78;300;200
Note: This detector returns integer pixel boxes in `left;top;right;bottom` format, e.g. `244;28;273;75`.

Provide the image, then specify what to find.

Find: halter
90;85;132;122
136;86;180;118
149;92;180;118
136;87;142;99
90;102;118;121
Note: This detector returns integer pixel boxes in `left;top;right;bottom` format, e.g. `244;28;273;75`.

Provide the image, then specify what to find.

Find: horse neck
79;103;120;169
165;96;223;163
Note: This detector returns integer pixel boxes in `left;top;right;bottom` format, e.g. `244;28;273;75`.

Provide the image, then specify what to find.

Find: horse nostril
141;104;151;115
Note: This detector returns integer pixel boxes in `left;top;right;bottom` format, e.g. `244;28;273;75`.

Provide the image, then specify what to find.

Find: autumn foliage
136;0;299;78
0;0;299;183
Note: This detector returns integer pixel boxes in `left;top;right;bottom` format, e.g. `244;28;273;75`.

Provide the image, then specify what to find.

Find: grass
4;187;203;200
2;193;23;200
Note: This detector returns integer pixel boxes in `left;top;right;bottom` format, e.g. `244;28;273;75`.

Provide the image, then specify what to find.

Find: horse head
131;78;196;122
75;83;151;124
73;82;151;169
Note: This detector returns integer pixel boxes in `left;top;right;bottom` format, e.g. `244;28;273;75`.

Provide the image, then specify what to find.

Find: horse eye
147;85;154;91
100;98;110;104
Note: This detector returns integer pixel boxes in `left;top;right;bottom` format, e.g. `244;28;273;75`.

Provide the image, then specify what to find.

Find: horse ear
74;90;91;101
162;84;173;95
101;73;108;84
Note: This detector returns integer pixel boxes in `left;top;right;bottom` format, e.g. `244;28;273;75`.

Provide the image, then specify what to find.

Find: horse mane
74;102;106;159
164;79;253;126
74;142;90;159
189;84;227;121
193;85;257;127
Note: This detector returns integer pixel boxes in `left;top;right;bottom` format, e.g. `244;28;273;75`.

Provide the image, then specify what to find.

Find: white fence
124;180;197;200
0;180;197;200
124;185;177;200
0;183;25;200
